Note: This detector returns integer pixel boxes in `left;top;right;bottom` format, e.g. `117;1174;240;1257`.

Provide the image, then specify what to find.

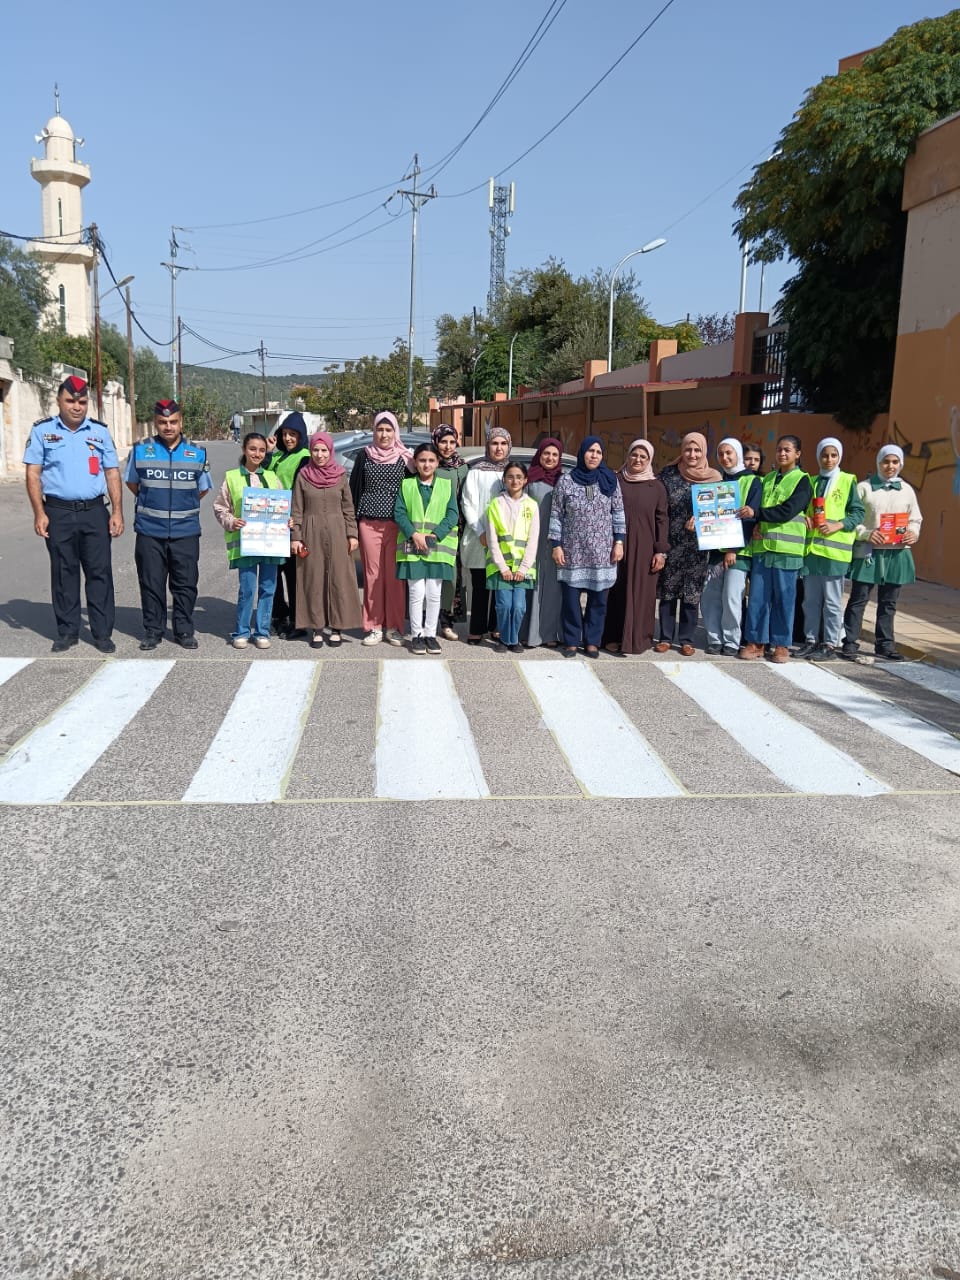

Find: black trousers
272;554;297;625
135;533;200;638
843;579;902;651
658;598;699;645
45;500;115;640
469;567;499;637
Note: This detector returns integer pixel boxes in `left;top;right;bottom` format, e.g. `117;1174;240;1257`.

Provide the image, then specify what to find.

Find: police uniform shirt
23;416;119;501
124;438;213;491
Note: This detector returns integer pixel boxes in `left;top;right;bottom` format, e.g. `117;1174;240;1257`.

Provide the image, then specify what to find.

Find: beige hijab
675;431;721;483
620;438;657;482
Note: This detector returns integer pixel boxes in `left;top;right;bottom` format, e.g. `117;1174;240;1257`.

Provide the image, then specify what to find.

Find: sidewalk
852;579;960;670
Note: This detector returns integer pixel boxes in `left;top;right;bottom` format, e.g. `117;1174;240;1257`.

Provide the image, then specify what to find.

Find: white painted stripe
184;660;317;803
376;662;489;800
0;658;32;689
656;662;889;796
0;661;174;804
880;660;960;708
770;661;960;776
521;661;683;798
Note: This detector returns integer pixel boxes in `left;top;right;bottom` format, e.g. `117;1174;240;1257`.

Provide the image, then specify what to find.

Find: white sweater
851;478;922;559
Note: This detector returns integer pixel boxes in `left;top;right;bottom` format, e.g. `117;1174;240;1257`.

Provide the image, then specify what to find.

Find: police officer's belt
44;496;106;510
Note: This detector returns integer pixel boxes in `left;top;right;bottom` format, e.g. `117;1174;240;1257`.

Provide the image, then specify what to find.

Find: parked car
333;431;433;474
462;445;578;474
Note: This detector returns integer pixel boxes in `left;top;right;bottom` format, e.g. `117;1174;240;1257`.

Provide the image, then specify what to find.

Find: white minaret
28;88;94;336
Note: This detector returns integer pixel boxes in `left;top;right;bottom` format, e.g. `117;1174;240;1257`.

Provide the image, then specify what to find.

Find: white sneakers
361;629;383;646
232;637;248;649
253;637;271;649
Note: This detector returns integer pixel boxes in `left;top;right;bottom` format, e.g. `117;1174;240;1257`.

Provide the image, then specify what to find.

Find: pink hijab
620;438;657;482
299;431;346;488
675;431;721;483
366;411;413;466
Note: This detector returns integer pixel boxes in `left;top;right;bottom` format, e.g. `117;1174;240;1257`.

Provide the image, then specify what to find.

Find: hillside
179;364;327;410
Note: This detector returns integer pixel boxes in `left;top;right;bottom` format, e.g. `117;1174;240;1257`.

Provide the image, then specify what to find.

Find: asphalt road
1;440;959;1279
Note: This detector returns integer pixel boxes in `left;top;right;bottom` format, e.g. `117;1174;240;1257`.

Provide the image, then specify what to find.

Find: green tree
133;348;173;422
695;312;737;345
37;327;120;384
181;385;230;439
0;237;51;375
318;339;428;429
734;12;960;426
289;383;324;414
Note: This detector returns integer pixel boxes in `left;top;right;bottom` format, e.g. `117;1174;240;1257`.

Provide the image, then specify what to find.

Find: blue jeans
495;584;529;646
234;563;278;640
744;560;798;648
559;582;609;649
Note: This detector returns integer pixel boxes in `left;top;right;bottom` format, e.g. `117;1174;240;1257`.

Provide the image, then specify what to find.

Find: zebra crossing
0;655;957;805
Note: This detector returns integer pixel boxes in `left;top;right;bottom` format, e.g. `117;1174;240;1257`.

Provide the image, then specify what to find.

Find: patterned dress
548;475;626;591
657;464;710;604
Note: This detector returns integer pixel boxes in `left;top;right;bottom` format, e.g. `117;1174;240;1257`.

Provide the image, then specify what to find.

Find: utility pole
90;223;103;419
177;317;184;410
161;227;189;398
125;284;136;434
394;156;437;429
259;340;267;428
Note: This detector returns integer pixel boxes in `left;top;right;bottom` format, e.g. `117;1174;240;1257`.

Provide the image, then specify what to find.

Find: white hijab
717;437;744;477
816;436;844;497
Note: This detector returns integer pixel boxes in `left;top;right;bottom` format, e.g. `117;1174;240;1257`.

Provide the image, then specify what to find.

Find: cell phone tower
486;178;515;320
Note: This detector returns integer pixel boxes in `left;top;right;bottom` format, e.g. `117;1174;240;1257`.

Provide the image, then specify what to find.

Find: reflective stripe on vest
734;472;756;560
804;471;857;564
485;495;538;582
760;467;807;555
395;476;458;568
223;469;281;563
132;438;206;538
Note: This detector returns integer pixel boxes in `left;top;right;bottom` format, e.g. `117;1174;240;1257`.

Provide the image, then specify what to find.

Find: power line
96;235;176;347
188;209;401;273
441;0;681;199
183;175;409;231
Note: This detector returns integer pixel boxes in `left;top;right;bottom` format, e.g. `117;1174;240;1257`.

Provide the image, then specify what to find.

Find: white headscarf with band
816;436;844;496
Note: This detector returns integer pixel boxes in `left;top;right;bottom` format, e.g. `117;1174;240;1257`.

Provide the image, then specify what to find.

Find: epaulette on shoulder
89;418;108;428
33;416;55;427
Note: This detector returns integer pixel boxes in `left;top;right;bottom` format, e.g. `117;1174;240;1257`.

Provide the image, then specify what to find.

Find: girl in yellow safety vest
794;436;864;661
393;442;460;655
484;461;541;653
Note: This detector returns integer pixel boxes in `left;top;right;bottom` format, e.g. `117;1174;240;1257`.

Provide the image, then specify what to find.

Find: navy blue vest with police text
132;437;207;538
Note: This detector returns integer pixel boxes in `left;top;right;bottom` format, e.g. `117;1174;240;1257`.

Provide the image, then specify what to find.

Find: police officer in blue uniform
125;399;211;650
24;375;123;653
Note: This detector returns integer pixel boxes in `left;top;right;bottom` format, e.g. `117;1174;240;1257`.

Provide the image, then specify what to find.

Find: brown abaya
291;475;363;631
602;477;669;654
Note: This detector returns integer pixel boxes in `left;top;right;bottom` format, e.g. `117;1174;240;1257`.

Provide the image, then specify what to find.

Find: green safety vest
223;468;282;564
732;472;757;560
804;471;857;564
266;447;308;489
485;494;539;583
759;467;807;556
395;476;458;569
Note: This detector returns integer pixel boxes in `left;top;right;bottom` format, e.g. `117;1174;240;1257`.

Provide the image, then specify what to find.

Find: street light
507;331;520;399
94;271;134;419
606;238;667;371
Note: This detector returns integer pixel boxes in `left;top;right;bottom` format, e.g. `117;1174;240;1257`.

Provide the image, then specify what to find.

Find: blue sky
2;0;951;377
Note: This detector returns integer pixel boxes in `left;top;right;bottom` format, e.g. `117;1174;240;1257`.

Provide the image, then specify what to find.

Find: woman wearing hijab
602;439;669;655
349;410;412;646
737;434;813;664
699;438;762;656
792;436;865;661
520;437;564;647
290;432;362;647
461;425;512;644
654;431;721;656
265;412;311;637
841;444;922;661
433;424;469;640
548;436;625;658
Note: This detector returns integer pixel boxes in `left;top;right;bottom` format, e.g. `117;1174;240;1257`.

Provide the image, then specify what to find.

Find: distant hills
179;364;328;410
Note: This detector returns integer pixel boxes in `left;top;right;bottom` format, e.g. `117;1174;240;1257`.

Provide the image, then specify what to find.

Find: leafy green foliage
37;327;120;384
0;237;51;375
316;339;428;430
734;11;960;426
181;385;231;439
132;348;173;421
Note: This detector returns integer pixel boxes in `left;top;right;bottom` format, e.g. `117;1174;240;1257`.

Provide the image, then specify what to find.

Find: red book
878;512;909;545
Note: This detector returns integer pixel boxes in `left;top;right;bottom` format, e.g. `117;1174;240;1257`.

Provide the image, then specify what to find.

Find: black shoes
791;642;818;658
173;634;198;650
140;634;162;651
705;643;723;655
508;643;524;654
51;636;79;653
808;644;837;662
876;648;904;662
93;637;116;654
425;637;442;656
411;636;427;655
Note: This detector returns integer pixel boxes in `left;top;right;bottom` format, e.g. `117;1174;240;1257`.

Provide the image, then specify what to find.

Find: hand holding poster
690;480;745;551
239;487;292;558
878;511;910;546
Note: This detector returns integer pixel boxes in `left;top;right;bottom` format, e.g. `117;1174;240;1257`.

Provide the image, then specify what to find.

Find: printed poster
878;511;909;546
690;480;745;552
239;486;291;558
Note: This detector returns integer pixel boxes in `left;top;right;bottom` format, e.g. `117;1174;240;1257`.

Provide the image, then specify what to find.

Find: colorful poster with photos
690;480;745;551
239;487;292;558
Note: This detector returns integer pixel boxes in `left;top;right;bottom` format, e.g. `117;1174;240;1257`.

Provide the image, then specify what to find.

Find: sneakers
808;644;837;662
737;643;764;660
768;646;790;664
440;623;458;641
384;629;403;647
508;643;524;654
362;629;383;646
705;643;722;655
411;636;427;655
232;637;249;649
791;642;818;659
253;637;271;649
425;637;442;655
721;645;740;657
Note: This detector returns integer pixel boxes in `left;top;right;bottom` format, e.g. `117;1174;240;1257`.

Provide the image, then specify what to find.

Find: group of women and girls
213;411;922;662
